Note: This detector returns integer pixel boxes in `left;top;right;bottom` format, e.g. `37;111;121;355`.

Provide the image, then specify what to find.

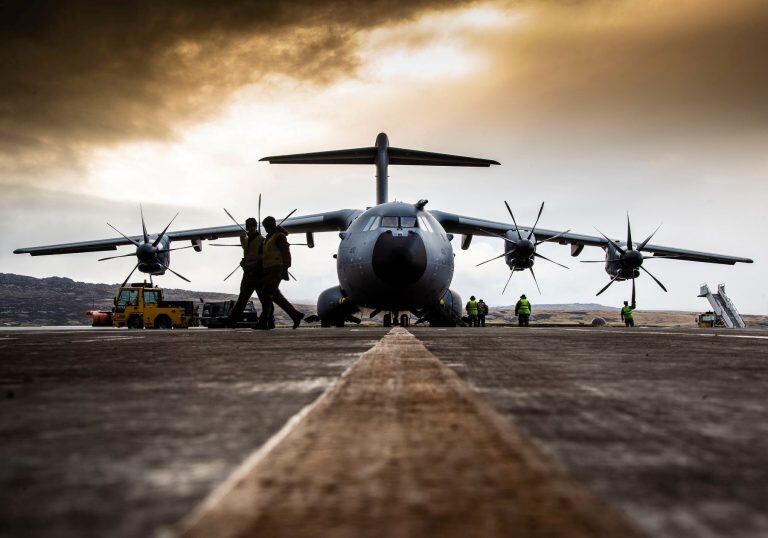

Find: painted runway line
175;328;641;538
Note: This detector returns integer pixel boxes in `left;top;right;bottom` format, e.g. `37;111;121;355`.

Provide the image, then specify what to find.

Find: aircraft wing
430;210;754;265
14;209;362;256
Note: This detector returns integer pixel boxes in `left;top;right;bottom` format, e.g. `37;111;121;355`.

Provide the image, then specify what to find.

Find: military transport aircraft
14;133;753;327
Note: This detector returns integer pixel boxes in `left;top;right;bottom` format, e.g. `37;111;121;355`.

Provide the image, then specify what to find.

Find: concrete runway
1;326;766;537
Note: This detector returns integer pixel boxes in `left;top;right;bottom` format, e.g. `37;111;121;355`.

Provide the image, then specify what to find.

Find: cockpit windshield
379;216;419;228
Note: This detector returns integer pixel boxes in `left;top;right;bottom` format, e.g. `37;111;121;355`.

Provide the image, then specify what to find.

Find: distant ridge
1;273;765;328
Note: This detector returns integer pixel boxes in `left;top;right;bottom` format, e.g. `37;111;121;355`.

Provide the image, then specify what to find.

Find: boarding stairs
698;283;746;329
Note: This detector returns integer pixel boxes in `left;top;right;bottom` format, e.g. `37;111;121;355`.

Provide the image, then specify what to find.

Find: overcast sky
1;0;766;313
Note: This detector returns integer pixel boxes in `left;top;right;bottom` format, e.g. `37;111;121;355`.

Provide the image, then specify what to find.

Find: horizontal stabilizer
388;147;499;167
260;146;499;167
260;147;375;165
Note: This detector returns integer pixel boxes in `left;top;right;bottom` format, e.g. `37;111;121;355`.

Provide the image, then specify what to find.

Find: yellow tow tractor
112;282;198;329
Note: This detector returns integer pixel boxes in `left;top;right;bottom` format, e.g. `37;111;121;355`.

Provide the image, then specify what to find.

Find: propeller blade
98;253;136;261
636;223;662;251
626;213;633;251
594;227;627;255
258;193;262;234
640;265;667;292
632;277;636;308
120;263;140;289
645;254;681;259
476;250;514;267
107;222;141;247
580;259;623;263
224;208;246;233
474;227;511;242
156;245;196;253
140;205;149;243
534;252;569;269
504;201;523;241
535;229;571;246
596;274;621;296
528;201;544;240
288;270;297;281
210;243;242;247
224;264;241;281
159;262;190;283
278;208;298;227
502;268;516;294
529;267;542;294
152;211;181;247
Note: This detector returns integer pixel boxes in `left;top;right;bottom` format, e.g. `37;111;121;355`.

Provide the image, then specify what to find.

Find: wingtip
259;156;272;162
491;160;501;166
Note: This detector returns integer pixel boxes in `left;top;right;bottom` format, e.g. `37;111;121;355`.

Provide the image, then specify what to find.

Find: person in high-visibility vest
227;217;263;327
621;300;635;327
515;294;531;327
256;216;304;330
465;295;479;327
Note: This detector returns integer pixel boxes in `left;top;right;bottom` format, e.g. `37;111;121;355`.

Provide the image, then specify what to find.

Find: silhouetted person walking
227;217;263;327
258;216;304;329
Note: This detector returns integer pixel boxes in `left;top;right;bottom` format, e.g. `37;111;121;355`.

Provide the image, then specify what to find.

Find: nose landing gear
382;312;410;328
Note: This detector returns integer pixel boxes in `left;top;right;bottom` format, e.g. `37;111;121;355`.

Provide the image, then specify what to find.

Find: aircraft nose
372;231;427;286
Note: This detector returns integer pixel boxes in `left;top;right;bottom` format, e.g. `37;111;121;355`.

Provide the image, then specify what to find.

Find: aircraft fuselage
336;202;453;312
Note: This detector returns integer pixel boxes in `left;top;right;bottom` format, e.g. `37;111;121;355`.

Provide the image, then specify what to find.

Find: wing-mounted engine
98;207;193;287
306;285;361;328
476;201;570;294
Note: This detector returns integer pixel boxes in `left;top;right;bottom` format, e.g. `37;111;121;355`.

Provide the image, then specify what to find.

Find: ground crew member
227;217;263;327
258;216;304;330
466;295;479;327
515;294;531;327
477;299;489;327
621;300;635;327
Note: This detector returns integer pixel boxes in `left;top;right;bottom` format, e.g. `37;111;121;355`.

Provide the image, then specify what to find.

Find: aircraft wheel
334;318;345;328
383;313;392;327
154;315;173;330
320;318;331;328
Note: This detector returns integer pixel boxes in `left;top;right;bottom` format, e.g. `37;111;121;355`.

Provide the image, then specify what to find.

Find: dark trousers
518;314;530;327
478;315;486;327
467;314;478;327
229;269;261;323
259;266;301;326
624;318;634;327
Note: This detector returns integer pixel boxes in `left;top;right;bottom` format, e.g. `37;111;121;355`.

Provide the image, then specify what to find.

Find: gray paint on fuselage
336;202;454;312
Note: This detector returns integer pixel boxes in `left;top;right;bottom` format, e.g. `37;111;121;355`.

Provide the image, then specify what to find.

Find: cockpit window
400;217;417;228
381;216;399;227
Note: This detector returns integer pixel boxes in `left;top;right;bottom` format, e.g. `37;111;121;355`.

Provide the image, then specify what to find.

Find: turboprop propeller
217;198;298;281
98;206;192;288
581;214;675;302
475;201;571;294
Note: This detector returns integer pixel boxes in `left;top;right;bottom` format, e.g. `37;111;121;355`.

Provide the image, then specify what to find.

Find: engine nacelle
316;285;360;327
417;288;463;327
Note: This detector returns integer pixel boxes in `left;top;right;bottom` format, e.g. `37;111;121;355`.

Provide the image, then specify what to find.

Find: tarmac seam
173;327;644;538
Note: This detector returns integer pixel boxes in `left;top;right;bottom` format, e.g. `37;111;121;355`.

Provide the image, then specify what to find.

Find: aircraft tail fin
260;133;499;204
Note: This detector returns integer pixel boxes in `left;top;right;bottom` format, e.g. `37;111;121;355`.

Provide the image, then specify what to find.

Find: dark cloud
0;0;463;175
483;0;768;140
